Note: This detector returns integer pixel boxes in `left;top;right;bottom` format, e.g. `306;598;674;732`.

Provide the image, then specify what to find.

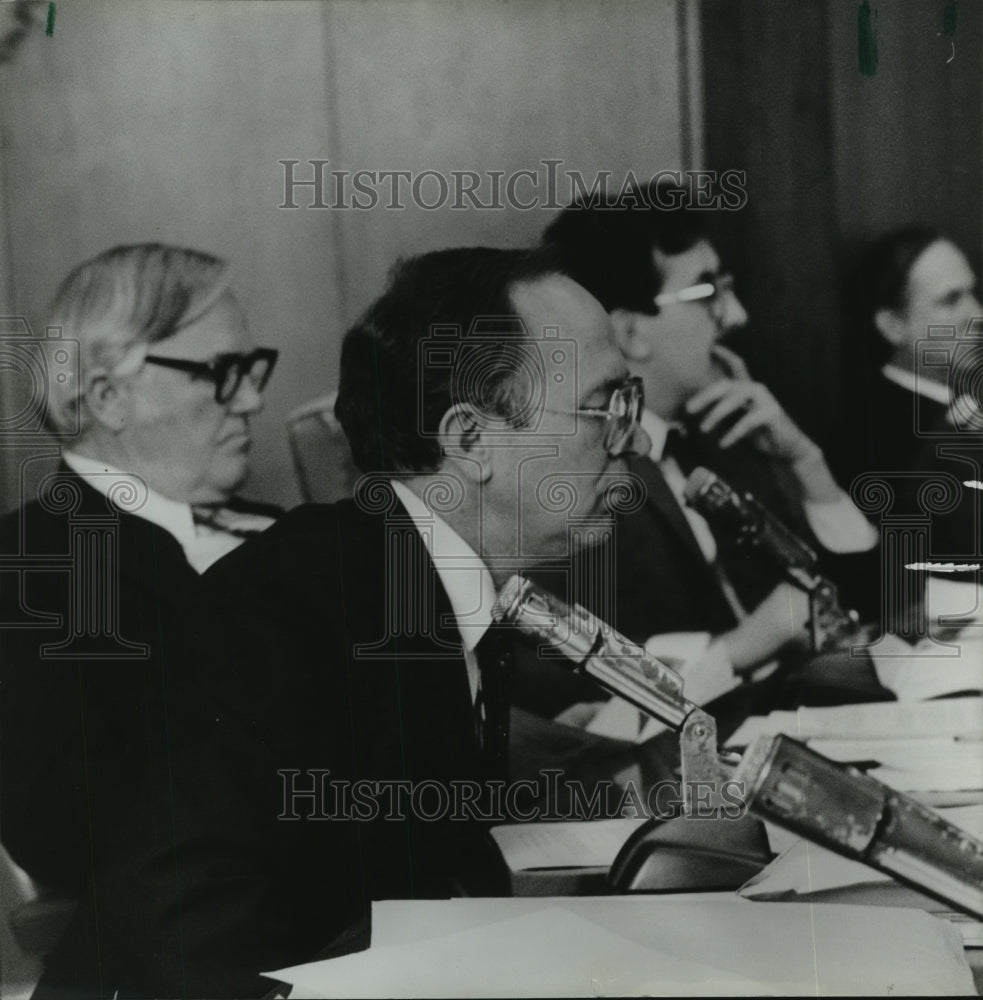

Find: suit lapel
629;455;720;584
45;467;198;612
337;498;478;776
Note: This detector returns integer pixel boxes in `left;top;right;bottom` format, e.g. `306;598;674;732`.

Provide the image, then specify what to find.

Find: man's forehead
149;294;249;358
510;275;625;394
653;239;721;285
910;241;975;295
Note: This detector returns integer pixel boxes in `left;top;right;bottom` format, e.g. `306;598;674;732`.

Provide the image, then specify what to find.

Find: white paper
741;806;983;946
727;696;983;747
489;818;649;871
872;631;983;702
269;906;756;998
268;896;975;997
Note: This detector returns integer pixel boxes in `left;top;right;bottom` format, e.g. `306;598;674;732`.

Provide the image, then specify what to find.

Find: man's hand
686;344;847;505
683;345;816;462
720;582;811;675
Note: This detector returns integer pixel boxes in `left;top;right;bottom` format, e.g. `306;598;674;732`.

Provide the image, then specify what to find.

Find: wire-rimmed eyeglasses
653;273;736;316
547;375;644;453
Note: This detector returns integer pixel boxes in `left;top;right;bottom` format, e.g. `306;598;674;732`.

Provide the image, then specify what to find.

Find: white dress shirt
62;452;270;574
390;479;495;705
881;364;952;405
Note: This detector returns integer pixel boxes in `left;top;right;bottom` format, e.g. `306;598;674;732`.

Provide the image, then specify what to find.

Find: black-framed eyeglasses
143;348;279;404
653;273;735;316
547;376;644;453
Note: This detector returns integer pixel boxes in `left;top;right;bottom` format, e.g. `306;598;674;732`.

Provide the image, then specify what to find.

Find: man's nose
229;377;265;414
720;291;749;334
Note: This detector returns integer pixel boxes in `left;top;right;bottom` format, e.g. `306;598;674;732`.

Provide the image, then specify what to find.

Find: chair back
286;392;360;503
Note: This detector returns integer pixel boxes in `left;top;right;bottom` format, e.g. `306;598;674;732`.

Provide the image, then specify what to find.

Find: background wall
1;0;979;513
701;0;981;444
0;0;695;512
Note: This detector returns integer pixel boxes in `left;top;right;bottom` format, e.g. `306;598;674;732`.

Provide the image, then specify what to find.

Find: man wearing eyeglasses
36;246;651;998
540;182;878;730
0;244;280;899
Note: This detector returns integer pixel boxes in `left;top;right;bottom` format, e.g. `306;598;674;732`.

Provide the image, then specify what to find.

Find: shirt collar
62;451;198;552
640;408;679;462
881;364;952;406
389;479;495;652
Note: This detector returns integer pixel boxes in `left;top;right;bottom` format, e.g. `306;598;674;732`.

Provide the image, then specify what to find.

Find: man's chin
210;462;250;502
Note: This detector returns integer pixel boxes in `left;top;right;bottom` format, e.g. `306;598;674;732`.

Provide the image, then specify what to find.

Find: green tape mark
45;2;56;37
858;0;878;76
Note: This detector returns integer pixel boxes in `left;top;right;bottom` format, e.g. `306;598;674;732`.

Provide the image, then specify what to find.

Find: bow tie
191;505;275;538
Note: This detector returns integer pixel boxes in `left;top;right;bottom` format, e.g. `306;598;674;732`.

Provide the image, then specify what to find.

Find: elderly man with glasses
0;243;280;899
538;183;880;738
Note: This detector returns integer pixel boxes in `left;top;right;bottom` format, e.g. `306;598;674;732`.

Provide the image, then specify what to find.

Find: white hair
45;243;232;439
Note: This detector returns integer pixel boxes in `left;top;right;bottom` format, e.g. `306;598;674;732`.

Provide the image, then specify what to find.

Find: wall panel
0;0;688;509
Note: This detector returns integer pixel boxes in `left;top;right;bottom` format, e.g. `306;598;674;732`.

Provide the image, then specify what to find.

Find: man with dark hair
39;246;649;998
541;182;878;725
834;227;982;488
0;244;280;896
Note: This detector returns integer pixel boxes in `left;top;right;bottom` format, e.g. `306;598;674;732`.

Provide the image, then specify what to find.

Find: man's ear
874;308;906;347
437;403;493;483
610;309;651;362
83;369;128;432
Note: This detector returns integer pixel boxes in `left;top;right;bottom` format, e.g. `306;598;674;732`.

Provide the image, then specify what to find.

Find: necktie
192;505;274;538
472;623;514;779
662;425;700;476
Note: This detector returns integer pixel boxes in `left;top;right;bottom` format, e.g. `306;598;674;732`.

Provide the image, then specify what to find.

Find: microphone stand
684;467;860;652
492;576;770;887
493;576;983;913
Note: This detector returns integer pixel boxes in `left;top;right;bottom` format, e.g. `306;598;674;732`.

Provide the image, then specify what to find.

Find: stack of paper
268;896;975;996
741;805;983;946
727;699;983;803
726;697;983;747
489;818;649;873
806;736;983;794
870;631;983;702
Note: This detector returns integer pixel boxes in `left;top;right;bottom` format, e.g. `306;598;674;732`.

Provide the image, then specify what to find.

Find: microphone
683;466;818;586
491;575;697;731
683;466;859;651
735;733;983;920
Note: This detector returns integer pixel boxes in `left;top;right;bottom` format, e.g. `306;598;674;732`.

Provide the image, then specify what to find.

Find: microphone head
683;466;717;505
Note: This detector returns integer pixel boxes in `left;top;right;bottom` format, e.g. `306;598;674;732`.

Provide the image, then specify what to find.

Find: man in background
37;246;650;998
540;182;879;721
0;244;280;896
834;227;982;559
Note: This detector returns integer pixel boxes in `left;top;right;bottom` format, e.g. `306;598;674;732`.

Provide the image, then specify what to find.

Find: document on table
727;696;983;748
806;736;983;793
268;896;975;997
489;818;649;871
871;631;983;702
740;805;983;946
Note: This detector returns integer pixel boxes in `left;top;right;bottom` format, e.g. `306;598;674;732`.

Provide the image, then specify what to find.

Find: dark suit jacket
829;371;949;492
38;495;506;999
568;440;821;645
830;372;981;592
0;469;279;894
